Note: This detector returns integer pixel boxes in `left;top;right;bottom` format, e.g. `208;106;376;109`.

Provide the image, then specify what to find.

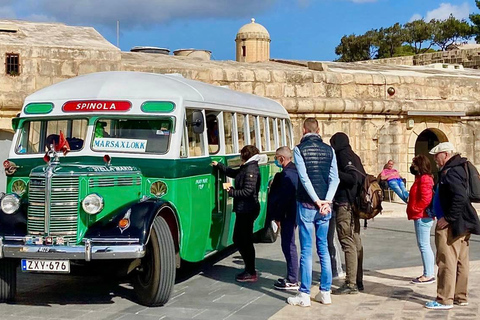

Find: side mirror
12;117;19;131
191;111;204;134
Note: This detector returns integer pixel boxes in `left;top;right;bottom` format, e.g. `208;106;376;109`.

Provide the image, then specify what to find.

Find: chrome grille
89;176;141;188
28;175;79;243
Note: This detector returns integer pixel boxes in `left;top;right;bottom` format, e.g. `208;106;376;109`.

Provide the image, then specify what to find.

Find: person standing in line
287;118;339;307
329;132;365;294
407;154;435;284
212;145;261;283
269;146;299;290
380;160;409;203
425;142;480;310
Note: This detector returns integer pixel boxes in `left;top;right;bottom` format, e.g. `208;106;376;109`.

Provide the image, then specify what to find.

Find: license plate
21;259;70;273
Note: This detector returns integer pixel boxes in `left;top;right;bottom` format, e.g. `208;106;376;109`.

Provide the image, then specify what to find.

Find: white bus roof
22;71;289;117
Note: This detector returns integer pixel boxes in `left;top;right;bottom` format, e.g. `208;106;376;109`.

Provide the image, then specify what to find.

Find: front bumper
0;236;146;261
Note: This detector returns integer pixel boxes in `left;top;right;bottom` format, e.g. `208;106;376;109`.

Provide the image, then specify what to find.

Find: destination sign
63;100;131;112
93;138;147;153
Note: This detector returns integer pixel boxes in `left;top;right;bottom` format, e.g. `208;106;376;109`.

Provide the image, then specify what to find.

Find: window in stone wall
5;53;20;76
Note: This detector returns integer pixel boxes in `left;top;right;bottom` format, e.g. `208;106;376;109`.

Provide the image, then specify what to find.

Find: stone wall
2;47;480;183
120;53;480;183
359;47;480;69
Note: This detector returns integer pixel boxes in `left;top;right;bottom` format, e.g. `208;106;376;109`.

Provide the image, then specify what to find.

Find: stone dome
236;18;270;40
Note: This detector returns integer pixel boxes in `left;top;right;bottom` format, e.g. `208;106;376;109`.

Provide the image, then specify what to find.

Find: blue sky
0;0;477;61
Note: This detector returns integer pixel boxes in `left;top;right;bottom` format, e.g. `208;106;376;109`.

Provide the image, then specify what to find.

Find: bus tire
133;216;175;306
0;259;16;302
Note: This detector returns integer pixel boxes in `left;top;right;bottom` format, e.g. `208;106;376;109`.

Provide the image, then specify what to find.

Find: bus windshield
92;118;173;154
16;119;88;154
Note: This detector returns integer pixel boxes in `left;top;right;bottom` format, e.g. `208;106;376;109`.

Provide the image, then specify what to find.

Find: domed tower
235;18;270;62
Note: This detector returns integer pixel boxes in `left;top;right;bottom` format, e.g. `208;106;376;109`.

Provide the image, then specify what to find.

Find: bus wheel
0;259;16;302
133;216;175;306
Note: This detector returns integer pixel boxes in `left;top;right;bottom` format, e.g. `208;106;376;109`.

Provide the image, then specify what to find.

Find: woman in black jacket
212;145;261;282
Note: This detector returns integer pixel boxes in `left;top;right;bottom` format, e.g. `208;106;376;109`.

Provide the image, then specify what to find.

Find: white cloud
15;0;277;28
411;2;471;22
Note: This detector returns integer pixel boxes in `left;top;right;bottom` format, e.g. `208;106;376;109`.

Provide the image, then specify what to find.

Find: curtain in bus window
285;119;292;147
276;119;283;148
237;114;246;152
260;117;267;151
224;112;234;154
206;113;219;154
248;115;257;147
269;118;276;150
186;109;204;157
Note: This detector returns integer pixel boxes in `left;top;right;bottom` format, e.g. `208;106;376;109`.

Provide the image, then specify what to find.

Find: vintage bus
0;71;293;306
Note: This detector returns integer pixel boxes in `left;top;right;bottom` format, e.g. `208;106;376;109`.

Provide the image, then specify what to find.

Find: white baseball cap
429;142;456;155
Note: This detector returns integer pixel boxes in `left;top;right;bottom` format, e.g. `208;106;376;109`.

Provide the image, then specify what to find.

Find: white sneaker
315;290;332;305
287;292;311;307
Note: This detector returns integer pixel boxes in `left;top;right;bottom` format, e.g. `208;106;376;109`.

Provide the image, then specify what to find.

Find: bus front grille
28;175;79;243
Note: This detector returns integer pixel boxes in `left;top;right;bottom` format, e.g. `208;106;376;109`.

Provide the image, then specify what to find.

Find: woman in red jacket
407;154;435;284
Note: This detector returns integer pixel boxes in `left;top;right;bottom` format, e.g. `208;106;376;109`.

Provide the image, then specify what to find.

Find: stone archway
407;121;452;186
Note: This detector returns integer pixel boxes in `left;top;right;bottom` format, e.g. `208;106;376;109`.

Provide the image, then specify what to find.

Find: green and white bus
0;71;293;306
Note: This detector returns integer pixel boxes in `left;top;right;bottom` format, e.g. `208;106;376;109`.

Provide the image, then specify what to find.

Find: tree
431;15;473;50
469;0;480;42
376;23;405;58
334;34;371;62
403;19;433;54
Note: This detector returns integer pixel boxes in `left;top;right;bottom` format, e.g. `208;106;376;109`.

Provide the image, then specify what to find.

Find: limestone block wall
0;45;121;115
359;48;480;69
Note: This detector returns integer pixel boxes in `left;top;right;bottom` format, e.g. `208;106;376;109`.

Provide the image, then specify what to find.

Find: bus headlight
1;194;20;214
82;193;104;215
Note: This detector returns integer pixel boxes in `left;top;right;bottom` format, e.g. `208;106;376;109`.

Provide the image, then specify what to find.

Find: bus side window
236;113;246;152
206;113;219;154
224;112;234;154
186;109;205;157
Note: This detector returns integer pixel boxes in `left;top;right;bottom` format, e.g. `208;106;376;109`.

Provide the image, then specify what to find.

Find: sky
0;0;478;61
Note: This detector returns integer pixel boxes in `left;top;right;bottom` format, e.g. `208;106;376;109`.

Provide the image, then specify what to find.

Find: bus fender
85;199;175;244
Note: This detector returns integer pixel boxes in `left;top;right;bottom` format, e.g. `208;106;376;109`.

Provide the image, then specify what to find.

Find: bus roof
22;71;289;117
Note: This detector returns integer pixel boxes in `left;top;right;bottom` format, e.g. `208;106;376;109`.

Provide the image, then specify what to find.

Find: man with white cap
425;142;480;310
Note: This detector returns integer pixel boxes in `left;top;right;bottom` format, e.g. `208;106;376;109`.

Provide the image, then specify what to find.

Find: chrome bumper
0;236;146;261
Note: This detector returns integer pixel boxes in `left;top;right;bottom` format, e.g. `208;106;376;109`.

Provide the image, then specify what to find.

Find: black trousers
233;206;260;275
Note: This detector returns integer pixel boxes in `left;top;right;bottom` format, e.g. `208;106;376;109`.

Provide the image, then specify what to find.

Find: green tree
334;34;371;62
431;15;473;50
469;0;480;42
403;19;433;54
376;23;405;58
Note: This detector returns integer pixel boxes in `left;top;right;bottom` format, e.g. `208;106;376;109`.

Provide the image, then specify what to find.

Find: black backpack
347;165;383;220
465;161;480;203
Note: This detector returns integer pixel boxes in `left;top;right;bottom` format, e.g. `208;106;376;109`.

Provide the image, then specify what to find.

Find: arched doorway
414;128;448;182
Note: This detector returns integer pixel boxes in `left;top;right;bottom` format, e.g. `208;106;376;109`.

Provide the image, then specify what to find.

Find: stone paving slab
0;201;478;320
270;261;480;320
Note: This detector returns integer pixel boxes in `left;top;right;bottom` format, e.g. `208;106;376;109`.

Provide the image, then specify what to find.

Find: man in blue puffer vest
287;118;339;307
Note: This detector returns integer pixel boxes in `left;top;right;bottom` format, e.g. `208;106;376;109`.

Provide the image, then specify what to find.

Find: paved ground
0;201;479;319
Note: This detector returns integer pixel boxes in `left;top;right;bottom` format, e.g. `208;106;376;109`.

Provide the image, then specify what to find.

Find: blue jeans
414;218;435;278
388;178;409;203
297;202;332;294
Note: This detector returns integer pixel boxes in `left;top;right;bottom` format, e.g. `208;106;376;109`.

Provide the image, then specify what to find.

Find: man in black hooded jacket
425;142;480;310
330;132;366;294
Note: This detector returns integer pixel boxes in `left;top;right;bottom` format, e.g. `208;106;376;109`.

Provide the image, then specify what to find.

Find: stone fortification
2;20;480;186
120;52;480;183
359;46;480;69
0;19;121;128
